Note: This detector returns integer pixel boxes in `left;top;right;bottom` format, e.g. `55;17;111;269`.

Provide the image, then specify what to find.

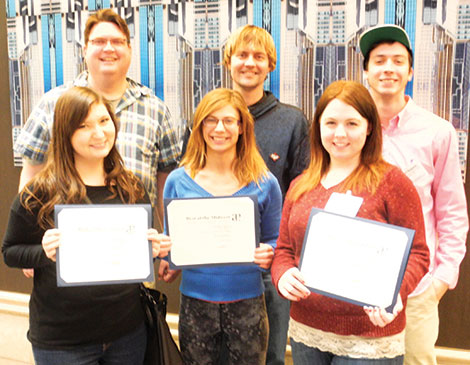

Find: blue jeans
32;323;146;365
290;339;404;365
263;271;290;365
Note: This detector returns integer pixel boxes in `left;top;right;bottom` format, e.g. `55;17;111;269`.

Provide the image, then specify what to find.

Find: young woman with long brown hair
271;80;429;364
3;86;170;365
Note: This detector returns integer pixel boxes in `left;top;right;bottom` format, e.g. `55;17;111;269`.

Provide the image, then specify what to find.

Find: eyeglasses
203;117;240;128
89;38;129;48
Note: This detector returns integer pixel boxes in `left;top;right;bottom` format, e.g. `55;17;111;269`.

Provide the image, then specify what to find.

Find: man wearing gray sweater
223;25;309;364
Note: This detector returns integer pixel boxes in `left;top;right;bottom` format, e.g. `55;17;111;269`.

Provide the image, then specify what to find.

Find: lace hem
289;318;405;359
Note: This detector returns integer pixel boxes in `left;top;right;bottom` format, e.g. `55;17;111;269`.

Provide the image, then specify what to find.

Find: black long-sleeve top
2;186;148;350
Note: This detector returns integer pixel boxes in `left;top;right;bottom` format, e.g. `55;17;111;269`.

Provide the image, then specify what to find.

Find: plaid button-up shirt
14;72;182;207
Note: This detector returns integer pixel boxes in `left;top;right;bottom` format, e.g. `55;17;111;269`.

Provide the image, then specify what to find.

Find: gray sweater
249;91;309;198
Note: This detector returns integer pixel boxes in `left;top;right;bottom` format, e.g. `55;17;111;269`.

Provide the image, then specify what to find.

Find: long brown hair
290;80;387;201
181;88;268;185
22;87;145;229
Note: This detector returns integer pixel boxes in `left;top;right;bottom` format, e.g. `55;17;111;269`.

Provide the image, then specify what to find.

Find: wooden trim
435;347;470;365
0;291;29;317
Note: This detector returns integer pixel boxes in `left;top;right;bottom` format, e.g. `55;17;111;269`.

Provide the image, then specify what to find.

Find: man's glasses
203;117;240;128
89;38;129;48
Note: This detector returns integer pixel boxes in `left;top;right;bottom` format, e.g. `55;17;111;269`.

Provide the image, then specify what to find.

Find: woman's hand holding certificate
278;267;311;302
47;227;169;264
254;243;274;269
364;295;403;328
42;229;61;262
147;229;171;259
165;196;259;269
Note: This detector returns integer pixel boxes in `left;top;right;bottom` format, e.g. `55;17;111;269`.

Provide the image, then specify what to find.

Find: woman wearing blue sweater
162;88;282;364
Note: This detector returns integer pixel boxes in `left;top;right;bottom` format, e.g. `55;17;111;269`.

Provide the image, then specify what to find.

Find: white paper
324;191;363;217
167;197;256;267
57;206;151;284
300;212;409;308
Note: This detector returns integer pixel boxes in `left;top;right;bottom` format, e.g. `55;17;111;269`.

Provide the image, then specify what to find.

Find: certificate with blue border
55;204;154;287
164;195;260;269
299;208;415;312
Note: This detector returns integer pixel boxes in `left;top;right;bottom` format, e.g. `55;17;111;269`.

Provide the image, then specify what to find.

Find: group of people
1;8;467;365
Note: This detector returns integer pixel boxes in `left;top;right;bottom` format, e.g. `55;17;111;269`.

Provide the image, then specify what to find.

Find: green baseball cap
359;24;412;58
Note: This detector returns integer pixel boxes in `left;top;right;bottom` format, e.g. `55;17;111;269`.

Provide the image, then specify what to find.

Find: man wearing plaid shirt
15;9;181;225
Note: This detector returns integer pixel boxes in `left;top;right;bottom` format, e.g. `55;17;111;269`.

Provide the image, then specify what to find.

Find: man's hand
22;269;34;278
18;161;45;192
432;278;449;301
158;260;181;283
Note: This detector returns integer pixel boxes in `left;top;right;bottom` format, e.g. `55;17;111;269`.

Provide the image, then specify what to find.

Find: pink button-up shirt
382;97;468;297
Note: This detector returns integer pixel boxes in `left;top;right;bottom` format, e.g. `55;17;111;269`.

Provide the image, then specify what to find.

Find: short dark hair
363;40;413;71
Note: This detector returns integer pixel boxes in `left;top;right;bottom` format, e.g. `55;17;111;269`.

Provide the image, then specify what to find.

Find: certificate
299;209;414;312
55;204;154;286
164;196;259;269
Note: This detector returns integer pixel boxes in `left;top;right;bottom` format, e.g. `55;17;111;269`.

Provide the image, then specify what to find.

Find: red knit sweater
271;164;430;337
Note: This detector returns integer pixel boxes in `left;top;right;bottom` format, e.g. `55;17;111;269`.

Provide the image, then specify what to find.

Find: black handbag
140;284;183;365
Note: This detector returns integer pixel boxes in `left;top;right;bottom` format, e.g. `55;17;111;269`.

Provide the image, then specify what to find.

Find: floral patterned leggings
178;294;268;365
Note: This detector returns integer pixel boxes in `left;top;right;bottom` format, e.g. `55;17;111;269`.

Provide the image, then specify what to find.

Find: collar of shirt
385;95;412;133
72;71;153;113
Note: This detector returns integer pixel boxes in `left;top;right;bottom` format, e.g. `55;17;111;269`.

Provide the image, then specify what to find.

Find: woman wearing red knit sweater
271;80;429;364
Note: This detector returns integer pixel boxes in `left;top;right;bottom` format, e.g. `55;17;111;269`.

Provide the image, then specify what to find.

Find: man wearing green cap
360;25;468;365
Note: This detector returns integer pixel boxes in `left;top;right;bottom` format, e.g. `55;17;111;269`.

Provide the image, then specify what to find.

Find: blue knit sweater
164;167;282;302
